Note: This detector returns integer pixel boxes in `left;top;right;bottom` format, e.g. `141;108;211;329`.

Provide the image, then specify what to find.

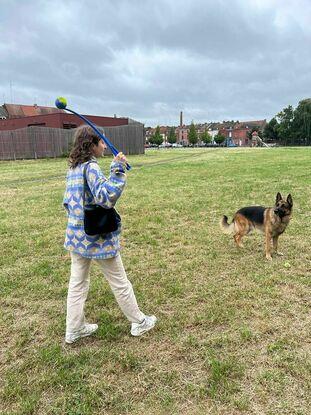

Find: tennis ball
55;97;67;109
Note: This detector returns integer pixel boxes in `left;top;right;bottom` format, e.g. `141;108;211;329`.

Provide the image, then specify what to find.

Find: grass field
0;147;310;415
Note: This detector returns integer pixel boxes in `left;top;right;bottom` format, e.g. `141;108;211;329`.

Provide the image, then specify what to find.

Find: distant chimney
180;111;183;127
114;114;117;118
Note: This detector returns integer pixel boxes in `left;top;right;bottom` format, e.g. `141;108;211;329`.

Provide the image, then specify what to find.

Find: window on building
63;123;77;129
28;123;46;127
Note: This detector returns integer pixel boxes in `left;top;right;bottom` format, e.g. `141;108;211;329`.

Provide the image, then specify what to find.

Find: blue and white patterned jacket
63;158;127;259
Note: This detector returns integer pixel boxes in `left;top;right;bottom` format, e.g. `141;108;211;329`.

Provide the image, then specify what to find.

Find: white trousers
66;252;145;334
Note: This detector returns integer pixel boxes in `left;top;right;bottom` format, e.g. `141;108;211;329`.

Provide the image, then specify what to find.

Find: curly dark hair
69;125;102;168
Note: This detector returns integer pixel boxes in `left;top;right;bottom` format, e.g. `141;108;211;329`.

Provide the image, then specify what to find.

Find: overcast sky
1;0;310;126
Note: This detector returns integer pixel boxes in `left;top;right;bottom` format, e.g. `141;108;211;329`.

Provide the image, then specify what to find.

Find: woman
63;125;156;344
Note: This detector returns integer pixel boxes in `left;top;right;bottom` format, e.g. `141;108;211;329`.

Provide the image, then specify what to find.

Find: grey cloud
0;0;310;126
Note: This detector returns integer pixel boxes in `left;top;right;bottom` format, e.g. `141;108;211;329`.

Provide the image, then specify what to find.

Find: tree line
263;98;311;145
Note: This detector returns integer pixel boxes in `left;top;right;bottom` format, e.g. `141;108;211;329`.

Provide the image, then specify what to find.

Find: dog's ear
276;192;282;203
287;194;293;207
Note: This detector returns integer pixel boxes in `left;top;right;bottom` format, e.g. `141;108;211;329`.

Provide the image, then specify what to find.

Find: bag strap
82;161;92;208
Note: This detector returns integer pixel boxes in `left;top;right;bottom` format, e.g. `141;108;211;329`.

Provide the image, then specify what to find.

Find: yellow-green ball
55;97;67;109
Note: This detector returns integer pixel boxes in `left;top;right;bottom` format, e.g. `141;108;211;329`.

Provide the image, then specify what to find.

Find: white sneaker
131;315;157;337
65;323;98;344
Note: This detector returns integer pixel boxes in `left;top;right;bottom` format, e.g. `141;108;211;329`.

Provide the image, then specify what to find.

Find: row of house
146;117;267;146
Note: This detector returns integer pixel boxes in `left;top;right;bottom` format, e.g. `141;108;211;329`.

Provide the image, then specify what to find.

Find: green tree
188;122;198;145
201;129;212;144
167;127;177;144
149;125;163;146
292;98;311;142
214;133;226;145
148;134;155;145
263;118;279;142
276;105;294;144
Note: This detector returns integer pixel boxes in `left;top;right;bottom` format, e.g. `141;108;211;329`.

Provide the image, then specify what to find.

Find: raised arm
85;159;127;209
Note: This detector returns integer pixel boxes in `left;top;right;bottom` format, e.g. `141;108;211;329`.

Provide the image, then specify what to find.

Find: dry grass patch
0;148;310;414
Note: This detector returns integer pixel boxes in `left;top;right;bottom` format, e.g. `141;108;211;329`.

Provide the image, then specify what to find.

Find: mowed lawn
0;147;310;415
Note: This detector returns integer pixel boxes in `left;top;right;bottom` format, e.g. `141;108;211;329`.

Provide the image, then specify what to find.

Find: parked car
147;143;159;148
159;142;172;148
172;143;183;148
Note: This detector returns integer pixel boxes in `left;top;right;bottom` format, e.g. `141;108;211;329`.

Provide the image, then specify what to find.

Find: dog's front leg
265;231;272;260
273;236;283;256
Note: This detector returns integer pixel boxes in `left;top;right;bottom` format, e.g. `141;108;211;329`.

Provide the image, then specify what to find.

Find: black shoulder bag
83;163;121;236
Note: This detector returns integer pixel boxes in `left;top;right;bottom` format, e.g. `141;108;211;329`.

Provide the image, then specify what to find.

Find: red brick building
219;120;266;146
0;104;131;131
176;125;189;144
0;103;145;159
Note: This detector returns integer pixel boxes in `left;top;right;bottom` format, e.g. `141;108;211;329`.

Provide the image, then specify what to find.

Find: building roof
216;120;267;130
208;122;226;130
3;103;65;119
235;119;266;129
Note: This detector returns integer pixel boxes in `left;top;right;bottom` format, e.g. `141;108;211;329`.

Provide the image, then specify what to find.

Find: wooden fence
0;124;145;160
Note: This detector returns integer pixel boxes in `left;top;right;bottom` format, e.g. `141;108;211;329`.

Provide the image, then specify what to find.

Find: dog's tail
220;215;235;234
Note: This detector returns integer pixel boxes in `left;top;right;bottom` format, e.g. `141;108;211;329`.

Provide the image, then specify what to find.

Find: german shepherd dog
220;193;293;260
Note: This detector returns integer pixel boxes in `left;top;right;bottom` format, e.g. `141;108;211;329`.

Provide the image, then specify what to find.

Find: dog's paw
266;254;273;261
